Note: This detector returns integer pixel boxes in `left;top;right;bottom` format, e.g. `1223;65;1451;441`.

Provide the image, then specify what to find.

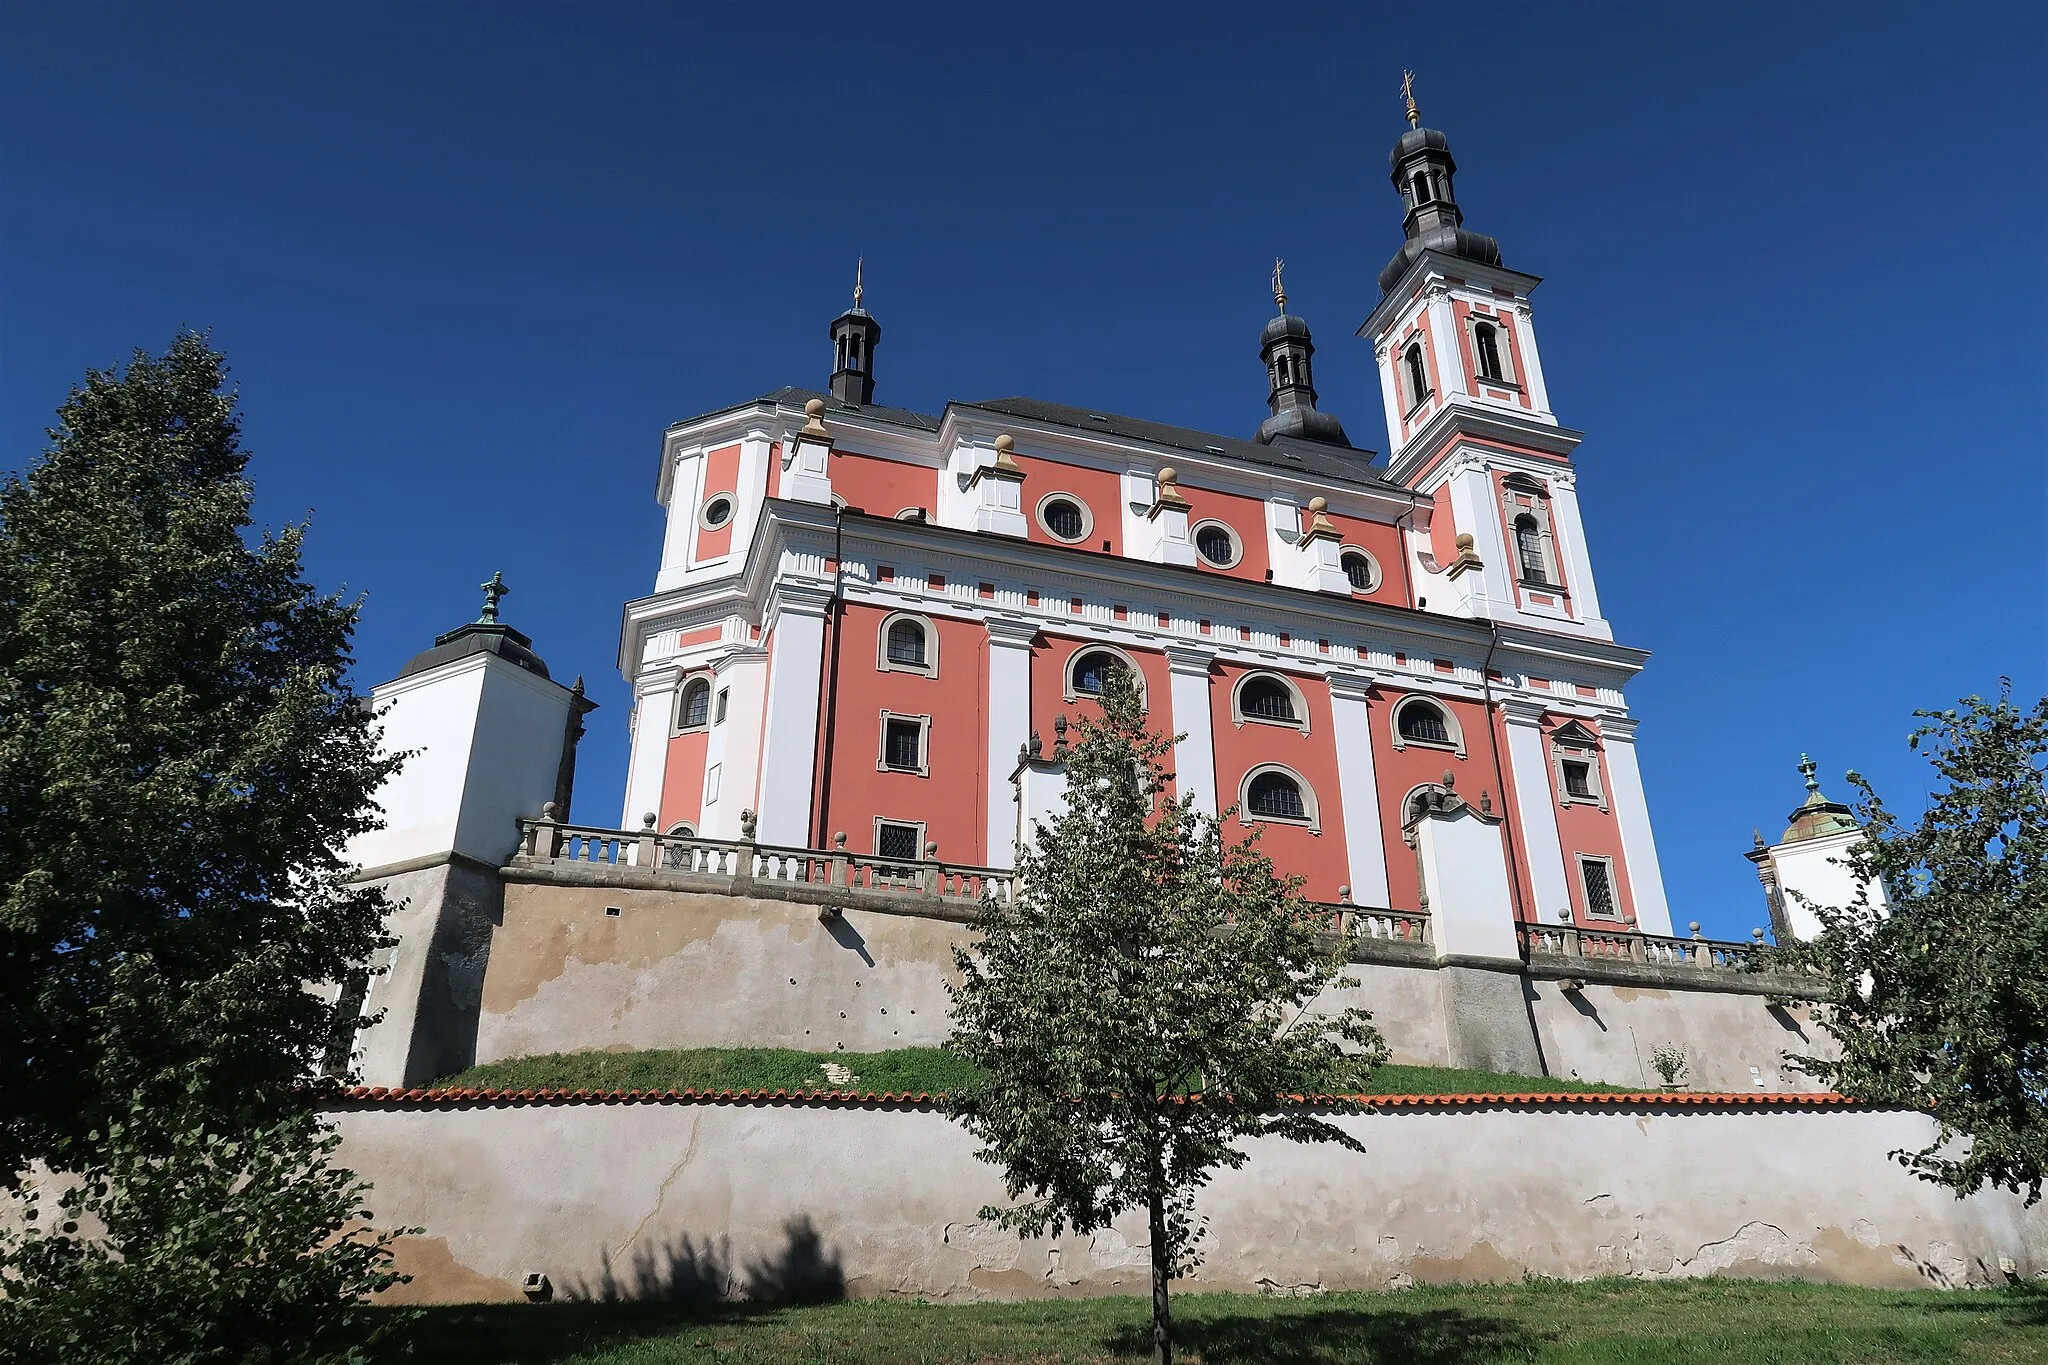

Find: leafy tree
946;666;1385;1365
0;1091;412;1365
0;335;406;1352
1775;683;2046;1205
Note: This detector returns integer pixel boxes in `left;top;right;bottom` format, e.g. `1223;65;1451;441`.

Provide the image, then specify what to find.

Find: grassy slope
392;1279;2048;1364
433;1048;1637;1096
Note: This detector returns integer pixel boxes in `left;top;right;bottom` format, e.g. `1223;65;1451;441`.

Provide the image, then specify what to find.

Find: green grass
390;1278;2048;1363
433;1048;1637;1097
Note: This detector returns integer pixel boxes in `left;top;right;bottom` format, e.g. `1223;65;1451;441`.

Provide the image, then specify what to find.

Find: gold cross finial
853;256;864;309
1401;69;1421;128
1271;257;1286;312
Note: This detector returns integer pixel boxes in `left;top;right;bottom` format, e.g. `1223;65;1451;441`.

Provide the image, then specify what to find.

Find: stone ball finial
1307;496;1328;514
642;812;657;829
1441;769;1456;789
1689;920;1702;938
1455;533;1475;551
993;433;1013;454
1158;465;1177;485
833;831;847;849
1337;884;1352;905
1558;907;1573;923
804;398;826;419
1752;927;1767;943
540;801;558;821
800;398;831;440
924;841;939;859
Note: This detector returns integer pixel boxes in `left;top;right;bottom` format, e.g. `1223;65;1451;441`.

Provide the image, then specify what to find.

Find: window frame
1034;492;1094;544
713;687;730;725
1339;545;1381;594
1389;694;1466;757
1063;644;1149;707
1401;341;1434;415
1237;762;1320;833
1230;670;1310;734
1576;853;1624;922
698;493;737;531
873;818;928;863
1191;518;1243;569
1464;311;1520;390
1500;474;1564;596
877;710;932;776
1550;721;1609;812
673;674;714;736
877;610;939;678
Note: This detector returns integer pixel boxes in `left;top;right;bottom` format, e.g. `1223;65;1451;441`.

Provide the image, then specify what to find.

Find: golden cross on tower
853;256;864;309
1401;69;1421;128
1271;257;1286;312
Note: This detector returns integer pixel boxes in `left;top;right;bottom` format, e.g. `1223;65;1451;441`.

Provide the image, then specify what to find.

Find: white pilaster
1545;475;1610;636
1500;701;1575;925
984;618;1037;868
1509;305;1551;416
1164;645;1218;818
1328;673;1391;909
1446;464;1506;617
752;591;830;847
1427;292;1467;401
1599;716;1674;936
621;665;681;830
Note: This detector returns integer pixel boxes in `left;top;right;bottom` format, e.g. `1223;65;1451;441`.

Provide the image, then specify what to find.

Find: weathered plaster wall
1527;977;1837;1093
334;1102;2047;1305
356;858;504;1088
477;885;968;1063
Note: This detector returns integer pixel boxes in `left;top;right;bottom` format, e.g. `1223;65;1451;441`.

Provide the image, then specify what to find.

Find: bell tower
1359;75;1608;641
828;259;882;405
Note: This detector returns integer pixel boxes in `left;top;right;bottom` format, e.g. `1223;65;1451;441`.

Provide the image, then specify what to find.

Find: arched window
886;618;926;667
1391;696;1463;755
1475;322;1503;381
677;677;711;732
1239;764;1318;830
1404;344;1429;409
877;612;938;677
1341;549;1378;592
1411;172;1432;204
1232;672;1307;732
1071;650;1123;696
1515;514;1550;586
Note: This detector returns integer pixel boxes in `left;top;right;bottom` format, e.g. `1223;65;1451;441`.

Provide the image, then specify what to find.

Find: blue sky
4;4;2041;938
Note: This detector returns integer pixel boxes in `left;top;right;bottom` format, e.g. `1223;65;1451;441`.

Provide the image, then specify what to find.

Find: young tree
947;667;1385;1365
0;335;406;1353
1776;684;2046;1205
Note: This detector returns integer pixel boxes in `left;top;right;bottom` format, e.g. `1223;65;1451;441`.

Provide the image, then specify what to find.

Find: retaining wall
335;1094;2045;1305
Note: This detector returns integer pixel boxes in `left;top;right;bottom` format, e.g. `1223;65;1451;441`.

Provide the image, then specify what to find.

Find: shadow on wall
570;1214;846;1305
1104;1304;1534;1363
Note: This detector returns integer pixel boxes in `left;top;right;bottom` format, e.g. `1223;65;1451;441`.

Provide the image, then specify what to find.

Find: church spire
1375;75;1505;295
1256;259;1350;448
828;259;882;405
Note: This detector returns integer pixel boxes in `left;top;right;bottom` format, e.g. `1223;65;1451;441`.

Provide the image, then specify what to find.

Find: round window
699;495;734;530
1342;549;1377;592
1037;495;1090;543
1193;521;1239;567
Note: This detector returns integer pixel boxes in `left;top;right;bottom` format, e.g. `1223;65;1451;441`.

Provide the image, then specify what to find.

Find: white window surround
672;672;715;736
1230;670;1310;734
666;821;697;837
1191;518;1243;568
1064;644;1149;707
1549;721;1608;812
1389;694;1466;758
877;610;939;678
1576;852;1625;922
1500;474;1563;594
1237;762;1320;833
877;710;932;777
873;817;929;861
1400;339;1434;416
1464;310;1520;388
1034;491;1094;544
1339;545;1381;593
698;492;737;531
704;762;722;805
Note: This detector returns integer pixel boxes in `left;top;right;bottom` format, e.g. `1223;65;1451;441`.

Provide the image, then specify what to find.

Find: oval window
1194;521;1238;567
1039;496;1088;542
1342;550;1376;592
700;496;734;529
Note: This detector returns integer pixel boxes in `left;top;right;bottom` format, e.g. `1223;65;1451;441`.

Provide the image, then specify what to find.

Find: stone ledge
1522;954;1826;1000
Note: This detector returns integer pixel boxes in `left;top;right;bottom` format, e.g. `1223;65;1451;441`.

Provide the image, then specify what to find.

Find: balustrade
1518;922;1761;975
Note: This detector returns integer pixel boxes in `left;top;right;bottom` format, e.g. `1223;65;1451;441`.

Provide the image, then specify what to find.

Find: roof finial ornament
853;256;864;310
1798;752;1820;796
478;570;509;625
1401;69;1421;129
1271;257;1287;313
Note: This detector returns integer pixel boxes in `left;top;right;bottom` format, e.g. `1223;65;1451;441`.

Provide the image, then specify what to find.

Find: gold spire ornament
1271;257;1287;312
853;256;864;309
1401;69;1421;128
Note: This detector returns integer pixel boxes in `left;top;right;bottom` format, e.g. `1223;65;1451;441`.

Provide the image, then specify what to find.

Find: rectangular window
1580;857;1618;919
878;713;930;775
1562;760;1593;798
714;688;730;724
875;820;923;861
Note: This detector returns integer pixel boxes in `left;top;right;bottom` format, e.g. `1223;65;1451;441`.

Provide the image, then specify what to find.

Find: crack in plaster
612;1110;703;1266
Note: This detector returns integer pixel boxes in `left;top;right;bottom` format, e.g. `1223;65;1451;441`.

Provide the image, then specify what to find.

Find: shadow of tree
1898;1280;2048;1328
571;1214;845;1305
1105;1304;1535;1363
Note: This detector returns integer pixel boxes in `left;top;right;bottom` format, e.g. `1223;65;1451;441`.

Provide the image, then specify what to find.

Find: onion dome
1255;259;1351;448
1376;79;1504;294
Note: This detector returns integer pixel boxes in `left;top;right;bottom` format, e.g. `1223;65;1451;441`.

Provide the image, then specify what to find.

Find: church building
612;99;1673;938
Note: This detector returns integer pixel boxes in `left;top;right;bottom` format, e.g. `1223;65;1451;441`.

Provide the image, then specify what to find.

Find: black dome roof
398;622;551;681
1389;125;1453;170
1260;311;1314;347
1257;405;1350;447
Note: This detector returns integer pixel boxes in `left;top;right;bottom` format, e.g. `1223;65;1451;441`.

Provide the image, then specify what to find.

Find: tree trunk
1148;1152;1172;1365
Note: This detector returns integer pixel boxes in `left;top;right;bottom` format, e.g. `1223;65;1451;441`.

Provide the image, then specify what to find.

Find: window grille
679;679;711;730
1247;772;1306;820
883;718;924;771
1398;702;1451;745
876;822;921;860
886;618;927;667
1581;858;1618;918
1516;515;1550;585
1240;677;1297;722
1072;651;1120;695
1043;498;1085;540
1343;552;1374;591
1562;760;1594;799
1195;524;1235;565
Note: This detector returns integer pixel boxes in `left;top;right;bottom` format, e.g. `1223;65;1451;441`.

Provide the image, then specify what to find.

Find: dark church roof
398;621;551;681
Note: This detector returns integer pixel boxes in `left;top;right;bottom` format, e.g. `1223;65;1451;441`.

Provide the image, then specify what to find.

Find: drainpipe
811;505;846;849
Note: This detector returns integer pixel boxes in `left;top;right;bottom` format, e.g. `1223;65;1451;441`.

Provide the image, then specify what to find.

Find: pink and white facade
614;114;1673;938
